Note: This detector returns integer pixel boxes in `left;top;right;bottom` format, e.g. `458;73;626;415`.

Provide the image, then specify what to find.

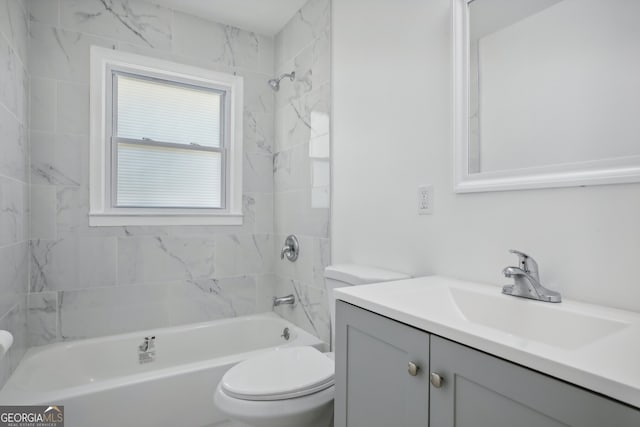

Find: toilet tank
324;264;410;349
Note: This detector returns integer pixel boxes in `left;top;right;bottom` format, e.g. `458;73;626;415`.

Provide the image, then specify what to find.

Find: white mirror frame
453;0;640;193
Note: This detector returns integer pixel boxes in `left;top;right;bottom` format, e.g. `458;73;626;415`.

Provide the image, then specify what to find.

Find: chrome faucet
502;250;561;303
273;294;296;307
138;336;156;364
280;235;299;262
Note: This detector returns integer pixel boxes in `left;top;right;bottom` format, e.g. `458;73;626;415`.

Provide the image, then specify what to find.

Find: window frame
89;47;244;226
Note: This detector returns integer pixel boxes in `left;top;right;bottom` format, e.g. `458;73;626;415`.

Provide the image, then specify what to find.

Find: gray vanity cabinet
334;301;430;427
335;301;640;427
430;335;640;427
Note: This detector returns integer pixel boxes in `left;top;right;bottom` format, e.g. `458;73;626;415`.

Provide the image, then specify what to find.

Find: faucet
273;294;296;307
280;235;299;262
502;250;561;303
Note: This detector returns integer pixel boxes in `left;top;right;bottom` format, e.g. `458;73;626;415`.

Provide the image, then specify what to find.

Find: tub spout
273;294;295;307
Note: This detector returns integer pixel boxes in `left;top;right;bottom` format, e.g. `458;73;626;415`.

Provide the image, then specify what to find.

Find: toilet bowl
214;347;335;427
213;264;410;427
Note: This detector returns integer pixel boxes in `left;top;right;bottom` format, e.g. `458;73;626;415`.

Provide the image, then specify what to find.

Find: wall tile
30;131;84;186
27;292;58;346
275;84;330;153
0;105;27;182
0;242;28;311
0;177;27;247
274;142;311;192
244;110;274;155
168;276;257;325
56;186;87;233
0;299;27;385
275;190;330;238
28;0;60;26
273;278;330;345
271;0;332;346
172;11;263;71
30;185;57;240
237;69;275;114
214;234;273;278
0;0;29;388
30;77;56;132
275;0;330;67
258;34;275;76
0;0;28;66
59;0;172;51
29;23;114;83
312;238;331;289
58;284;170;340
56;81;88;135
0;33;27;122
117;236;215;285
243;151;274;193
275;31;330;110
255;274;277;313
31;233;118;292
252;192;274;234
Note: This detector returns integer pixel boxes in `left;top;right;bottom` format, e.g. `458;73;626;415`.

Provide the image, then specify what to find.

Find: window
89;47;243;226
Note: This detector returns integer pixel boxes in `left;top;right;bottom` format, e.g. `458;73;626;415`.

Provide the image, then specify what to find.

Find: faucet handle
508;249;539;278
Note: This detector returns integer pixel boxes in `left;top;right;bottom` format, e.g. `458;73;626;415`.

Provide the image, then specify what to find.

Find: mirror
453;0;640;192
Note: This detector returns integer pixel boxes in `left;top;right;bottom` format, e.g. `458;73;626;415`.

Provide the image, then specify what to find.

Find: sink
448;286;629;350
334;275;640;408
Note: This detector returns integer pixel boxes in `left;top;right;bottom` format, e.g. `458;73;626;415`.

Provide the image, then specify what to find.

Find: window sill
89;212;243;227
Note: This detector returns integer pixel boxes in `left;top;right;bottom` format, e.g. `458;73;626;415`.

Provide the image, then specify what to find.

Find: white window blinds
113;72;225;209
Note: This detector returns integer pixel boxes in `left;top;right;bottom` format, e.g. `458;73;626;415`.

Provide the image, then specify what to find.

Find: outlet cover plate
418;185;434;215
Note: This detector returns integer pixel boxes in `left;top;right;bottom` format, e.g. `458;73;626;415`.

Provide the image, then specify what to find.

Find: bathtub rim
0;312;325;405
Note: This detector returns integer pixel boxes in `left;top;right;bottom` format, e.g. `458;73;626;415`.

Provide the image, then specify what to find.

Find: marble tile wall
26;0;278;346
272;0;332;345
0;0;29;387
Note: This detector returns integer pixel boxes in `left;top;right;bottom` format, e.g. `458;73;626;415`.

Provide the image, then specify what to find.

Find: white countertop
334;275;640;408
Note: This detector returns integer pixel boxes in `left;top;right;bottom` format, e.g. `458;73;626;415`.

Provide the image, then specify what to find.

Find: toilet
213;264;410;427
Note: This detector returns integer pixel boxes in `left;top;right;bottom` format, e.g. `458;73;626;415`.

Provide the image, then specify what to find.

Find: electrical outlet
418;185;433;215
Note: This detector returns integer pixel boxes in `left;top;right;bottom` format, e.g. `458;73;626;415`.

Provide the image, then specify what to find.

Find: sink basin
448;286;629;350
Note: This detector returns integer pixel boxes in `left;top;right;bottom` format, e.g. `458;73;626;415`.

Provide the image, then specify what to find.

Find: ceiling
150;0;309;36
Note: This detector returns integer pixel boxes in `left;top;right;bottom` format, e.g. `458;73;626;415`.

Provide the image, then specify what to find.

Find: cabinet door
430;335;640;427
335;301;430;427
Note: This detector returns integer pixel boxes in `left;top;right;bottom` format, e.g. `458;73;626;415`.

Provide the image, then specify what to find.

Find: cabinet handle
430;372;444;388
408;361;420;376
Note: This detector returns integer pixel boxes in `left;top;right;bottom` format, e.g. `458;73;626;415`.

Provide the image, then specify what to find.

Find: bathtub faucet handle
280;235;299;262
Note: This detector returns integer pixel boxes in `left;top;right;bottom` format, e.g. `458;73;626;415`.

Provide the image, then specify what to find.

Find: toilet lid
221;347;335;401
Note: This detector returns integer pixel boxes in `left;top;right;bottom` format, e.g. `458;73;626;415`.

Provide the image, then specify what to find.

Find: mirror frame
453;0;640;193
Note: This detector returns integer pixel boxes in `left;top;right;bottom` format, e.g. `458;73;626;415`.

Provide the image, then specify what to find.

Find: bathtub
0;312;324;427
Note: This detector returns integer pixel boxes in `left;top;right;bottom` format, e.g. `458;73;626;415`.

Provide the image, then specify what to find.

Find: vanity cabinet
334;300;430;427
335;301;640;427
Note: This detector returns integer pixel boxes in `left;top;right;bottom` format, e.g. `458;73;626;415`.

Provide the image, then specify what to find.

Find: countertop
334;275;640;408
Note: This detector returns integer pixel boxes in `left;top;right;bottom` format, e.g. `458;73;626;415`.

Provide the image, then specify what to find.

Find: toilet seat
220;347;334;401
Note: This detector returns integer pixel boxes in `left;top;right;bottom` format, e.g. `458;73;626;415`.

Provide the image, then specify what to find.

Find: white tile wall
0;0;28;388
272;0;332;346
22;0;333;359
25;0;281;349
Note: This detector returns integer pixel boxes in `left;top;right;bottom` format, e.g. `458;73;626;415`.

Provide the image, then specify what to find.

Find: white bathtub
0;312;324;427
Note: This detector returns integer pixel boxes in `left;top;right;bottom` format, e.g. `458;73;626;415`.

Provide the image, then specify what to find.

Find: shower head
267;71;296;91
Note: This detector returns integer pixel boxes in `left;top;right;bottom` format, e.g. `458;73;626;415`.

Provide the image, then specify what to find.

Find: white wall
332;0;640;313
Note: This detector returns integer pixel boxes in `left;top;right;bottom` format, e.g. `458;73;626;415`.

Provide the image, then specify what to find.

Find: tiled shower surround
0;0;29;385
22;0;332;358
272;0;332;345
